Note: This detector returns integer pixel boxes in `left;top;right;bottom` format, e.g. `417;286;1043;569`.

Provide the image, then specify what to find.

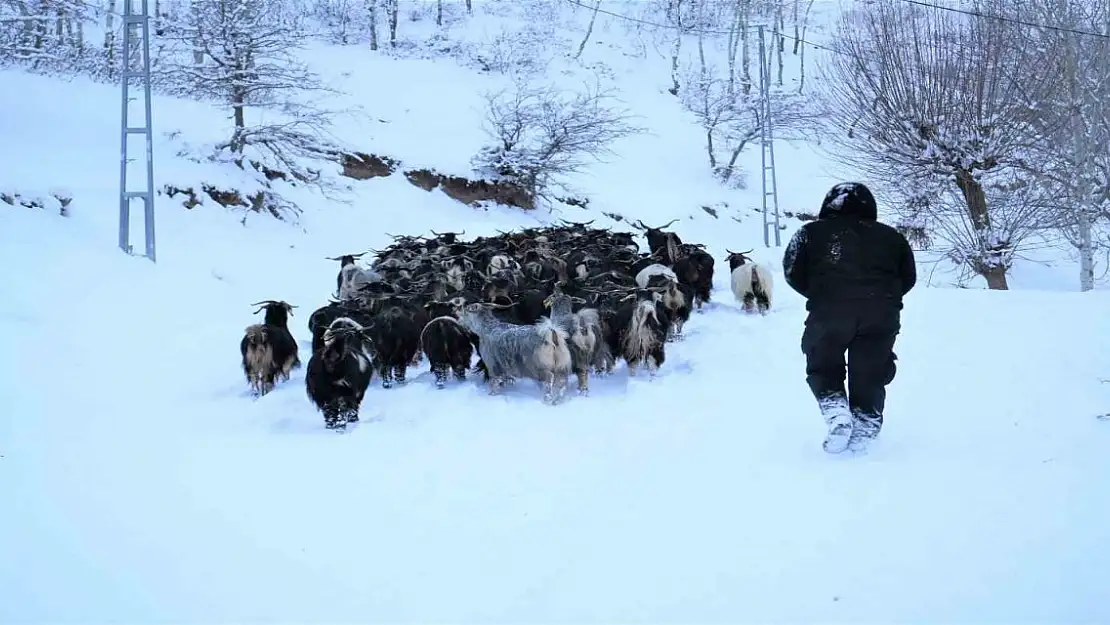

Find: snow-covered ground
3;2;1110;621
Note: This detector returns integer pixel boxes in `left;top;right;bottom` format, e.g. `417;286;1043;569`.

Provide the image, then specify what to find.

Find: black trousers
801;304;900;424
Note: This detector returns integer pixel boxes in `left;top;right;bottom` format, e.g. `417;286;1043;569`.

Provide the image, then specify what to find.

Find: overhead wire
561;0;1110;43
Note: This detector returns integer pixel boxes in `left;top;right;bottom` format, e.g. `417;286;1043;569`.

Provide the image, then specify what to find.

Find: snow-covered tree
816;0;1058;289
160;0;338;181
1016;0;1110;291
0;0;94;69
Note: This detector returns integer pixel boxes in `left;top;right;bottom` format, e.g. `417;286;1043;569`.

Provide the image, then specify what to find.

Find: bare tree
816;0;1057;289
1017;0;1110;290
472;78;643;204
160;0;340;183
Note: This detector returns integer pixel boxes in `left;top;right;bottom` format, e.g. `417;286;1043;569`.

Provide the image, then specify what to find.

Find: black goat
420;301;477;388
672;248;715;311
305;317;375;430
633;219;682;264
365;295;422;388
608;289;670;377
240;300;300;397
308;299;375;353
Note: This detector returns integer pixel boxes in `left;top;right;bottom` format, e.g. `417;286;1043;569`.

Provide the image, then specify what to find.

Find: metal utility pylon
119;0;156;261
757;25;782;248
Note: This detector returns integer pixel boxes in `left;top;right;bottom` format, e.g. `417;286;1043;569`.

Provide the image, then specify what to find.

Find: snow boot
819;396;854;454
848;412;881;453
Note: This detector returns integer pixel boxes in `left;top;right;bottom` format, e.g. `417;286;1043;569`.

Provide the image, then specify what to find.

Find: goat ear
542;296;553;308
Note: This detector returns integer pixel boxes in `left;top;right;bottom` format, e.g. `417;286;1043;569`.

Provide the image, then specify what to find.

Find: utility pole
119;0;156;261
758;25;782;248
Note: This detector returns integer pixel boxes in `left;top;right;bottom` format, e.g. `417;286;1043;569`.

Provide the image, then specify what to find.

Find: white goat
725;249;774;315
634;263;678;289
459;303;572;404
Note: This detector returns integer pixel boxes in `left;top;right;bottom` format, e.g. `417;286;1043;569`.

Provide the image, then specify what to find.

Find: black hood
818;182;877;220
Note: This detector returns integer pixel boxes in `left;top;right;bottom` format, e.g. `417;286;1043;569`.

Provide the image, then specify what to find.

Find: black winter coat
783;183;917;311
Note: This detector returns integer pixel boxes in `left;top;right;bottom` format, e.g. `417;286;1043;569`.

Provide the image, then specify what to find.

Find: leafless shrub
471;78;643;205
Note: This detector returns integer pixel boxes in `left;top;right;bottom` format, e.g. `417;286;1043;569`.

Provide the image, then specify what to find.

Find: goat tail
751;263;774;308
535;317;573;375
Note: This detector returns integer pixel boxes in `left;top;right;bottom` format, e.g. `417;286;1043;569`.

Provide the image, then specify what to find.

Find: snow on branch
816;0;1060;289
471;78;643;204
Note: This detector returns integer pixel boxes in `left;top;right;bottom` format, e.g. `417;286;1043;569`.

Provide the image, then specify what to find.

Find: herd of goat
239;219;776;430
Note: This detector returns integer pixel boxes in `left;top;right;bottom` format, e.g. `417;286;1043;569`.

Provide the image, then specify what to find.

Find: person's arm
783;226;811;298
898;233;917;295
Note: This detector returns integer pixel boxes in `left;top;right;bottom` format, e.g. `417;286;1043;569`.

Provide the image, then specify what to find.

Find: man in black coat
782;182;916;453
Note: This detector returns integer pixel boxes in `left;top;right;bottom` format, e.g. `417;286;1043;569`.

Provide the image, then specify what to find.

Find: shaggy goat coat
337;263;383;300
608;293;669;376
240;305;300;397
419;315;475;388
459;304;572;403
305;317;374;430
548;294;614;392
730;263;775;314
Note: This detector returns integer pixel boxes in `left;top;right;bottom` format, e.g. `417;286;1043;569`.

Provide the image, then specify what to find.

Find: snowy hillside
3;0;1110;621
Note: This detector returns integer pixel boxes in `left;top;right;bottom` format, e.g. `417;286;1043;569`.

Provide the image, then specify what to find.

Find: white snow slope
3;6;1110;621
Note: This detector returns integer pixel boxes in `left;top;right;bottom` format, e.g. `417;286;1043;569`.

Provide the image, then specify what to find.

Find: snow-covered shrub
1;188;72;216
471;78;641;204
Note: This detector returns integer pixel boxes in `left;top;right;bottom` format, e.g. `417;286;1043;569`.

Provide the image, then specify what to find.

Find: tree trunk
740;0;751;94
388;0;398;47
955;170;1009;290
436;0;442;26
190;0;204;65
792;0;800;54
368;0;378;50
668;0;683;95
574;0;601;59
105;0;117;76
981;265;1009;290
774;10;784;86
1078;204;1095;291
465;0;471;14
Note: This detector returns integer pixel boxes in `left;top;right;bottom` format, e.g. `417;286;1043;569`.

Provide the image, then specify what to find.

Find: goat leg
433;364;449;389
542;374;558;405
323;402;346;430
452;364;467;381
342;398;359;424
379;365;394;389
576;369;590;395
393;364;407;385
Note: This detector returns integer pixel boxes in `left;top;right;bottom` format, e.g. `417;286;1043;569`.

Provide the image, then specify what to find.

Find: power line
562;0;1110;43
560;0;842;53
900;0;1110;40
